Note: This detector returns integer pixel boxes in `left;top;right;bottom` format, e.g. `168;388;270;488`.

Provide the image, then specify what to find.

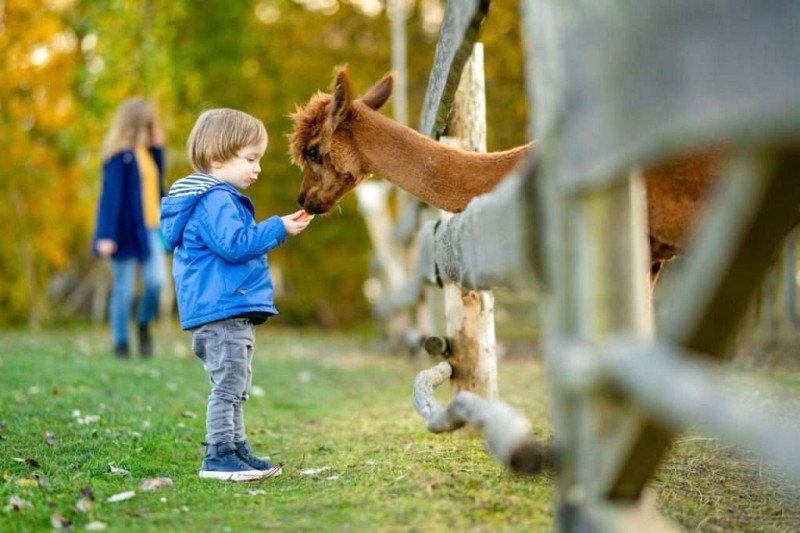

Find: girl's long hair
102;97;156;160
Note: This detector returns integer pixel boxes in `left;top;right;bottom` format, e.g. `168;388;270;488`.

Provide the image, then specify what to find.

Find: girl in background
92;98;167;358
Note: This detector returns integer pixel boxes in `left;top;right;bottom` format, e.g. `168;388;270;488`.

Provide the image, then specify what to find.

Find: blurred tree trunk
781;229;798;340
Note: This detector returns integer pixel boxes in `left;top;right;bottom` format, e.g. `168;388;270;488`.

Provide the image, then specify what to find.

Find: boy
161;108;310;481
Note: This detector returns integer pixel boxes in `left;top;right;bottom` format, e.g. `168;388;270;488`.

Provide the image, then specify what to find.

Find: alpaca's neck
353;105;530;212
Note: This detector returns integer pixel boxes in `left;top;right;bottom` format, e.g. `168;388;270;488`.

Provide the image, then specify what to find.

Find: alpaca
290;68;722;276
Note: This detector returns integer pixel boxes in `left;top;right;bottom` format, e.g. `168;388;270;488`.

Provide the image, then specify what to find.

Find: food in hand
294;210;315;222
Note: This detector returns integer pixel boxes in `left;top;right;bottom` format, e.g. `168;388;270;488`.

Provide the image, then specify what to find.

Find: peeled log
413;361;548;474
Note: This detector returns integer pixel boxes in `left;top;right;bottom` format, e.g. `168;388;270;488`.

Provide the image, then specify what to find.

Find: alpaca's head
289;68;394;214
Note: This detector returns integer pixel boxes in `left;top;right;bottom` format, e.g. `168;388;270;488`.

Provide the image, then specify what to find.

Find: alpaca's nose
296;191;306;208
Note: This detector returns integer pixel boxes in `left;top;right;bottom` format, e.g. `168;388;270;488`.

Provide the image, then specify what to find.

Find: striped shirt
167;172;223;198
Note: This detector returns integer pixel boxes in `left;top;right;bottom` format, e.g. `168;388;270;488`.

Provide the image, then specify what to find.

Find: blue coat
92;147;165;260
160;173;287;330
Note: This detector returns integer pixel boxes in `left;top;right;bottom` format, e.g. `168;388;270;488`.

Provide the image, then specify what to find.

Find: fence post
759;264;779;345
439;43;498;401
781;229;798;341
356;183;413;345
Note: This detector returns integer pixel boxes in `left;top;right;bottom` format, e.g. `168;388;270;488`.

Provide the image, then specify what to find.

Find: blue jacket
92;147;165;259
160;173;287;330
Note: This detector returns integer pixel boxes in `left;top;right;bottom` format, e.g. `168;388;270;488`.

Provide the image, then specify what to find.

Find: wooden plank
444;284;498;399
439;45;498;402
555;0;800;190
569;179;657;507
600;150;800;499
538;175;670;529
521;0;800;528
781;229;798;340
418;0;490;138
374;152;540;315
373;222;437;318
355;182;413;343
600;339;800;489
522;3;673;526
374;0;490;326
422;160;540;291
659;151;800;355
413;361;546;473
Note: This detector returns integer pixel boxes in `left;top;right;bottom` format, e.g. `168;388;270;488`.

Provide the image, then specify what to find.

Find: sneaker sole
260;465;282;478
198;469;270;482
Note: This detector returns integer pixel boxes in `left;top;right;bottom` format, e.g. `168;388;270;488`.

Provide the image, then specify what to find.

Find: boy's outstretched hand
281;210;313;236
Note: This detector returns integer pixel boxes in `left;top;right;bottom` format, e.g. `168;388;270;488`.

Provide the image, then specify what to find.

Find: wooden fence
386;0;800;530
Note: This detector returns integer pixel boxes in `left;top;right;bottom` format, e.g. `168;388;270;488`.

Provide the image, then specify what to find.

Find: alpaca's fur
290;68;722;276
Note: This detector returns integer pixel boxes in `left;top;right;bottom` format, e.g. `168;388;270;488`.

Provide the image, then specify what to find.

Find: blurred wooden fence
367;0;800;530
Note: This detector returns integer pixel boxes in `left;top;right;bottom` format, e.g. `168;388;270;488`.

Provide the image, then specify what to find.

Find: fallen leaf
13;457;41;468
298;467;331;477
50;511;72;531
246;489;266;496
107;490;136;503
180;411;197;419
35;473;52;492
5;496;33;512
139;477;174;491
85;521;107;531
44;431;57;445
16;477;38;488
108;463;129;475
74;496;92;513
2;471;12;482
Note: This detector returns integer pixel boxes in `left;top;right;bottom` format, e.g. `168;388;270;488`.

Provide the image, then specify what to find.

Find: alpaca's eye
305;147;321;165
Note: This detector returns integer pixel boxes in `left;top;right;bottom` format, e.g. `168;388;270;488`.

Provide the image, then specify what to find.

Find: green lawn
0;328;798;531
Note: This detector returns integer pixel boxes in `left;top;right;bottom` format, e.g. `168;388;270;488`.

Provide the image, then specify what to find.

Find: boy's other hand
281;210;312;236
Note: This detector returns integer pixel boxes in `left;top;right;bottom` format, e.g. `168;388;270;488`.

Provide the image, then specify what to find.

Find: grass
0;327;798;531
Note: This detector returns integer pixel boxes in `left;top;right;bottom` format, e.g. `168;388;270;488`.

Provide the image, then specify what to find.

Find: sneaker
235;442;282;477
113;343;130;359
138;323;153;357
199;442;270;482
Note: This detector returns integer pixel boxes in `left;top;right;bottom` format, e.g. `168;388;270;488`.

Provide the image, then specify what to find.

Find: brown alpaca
290;68;722;276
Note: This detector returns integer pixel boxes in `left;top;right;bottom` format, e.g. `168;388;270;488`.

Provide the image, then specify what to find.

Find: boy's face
210;138;268;190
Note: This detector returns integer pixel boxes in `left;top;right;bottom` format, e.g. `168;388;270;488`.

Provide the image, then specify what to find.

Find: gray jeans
191;318;255;445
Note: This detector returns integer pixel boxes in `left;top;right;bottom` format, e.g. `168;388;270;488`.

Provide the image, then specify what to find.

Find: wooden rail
401;0;800;530
525;0;800;529
418;0;490;138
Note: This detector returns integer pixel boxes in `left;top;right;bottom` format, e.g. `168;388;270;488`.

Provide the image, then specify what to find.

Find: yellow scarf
135;146;160;229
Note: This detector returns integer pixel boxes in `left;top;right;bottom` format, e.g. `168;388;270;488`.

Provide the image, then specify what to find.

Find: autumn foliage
0;0;525;328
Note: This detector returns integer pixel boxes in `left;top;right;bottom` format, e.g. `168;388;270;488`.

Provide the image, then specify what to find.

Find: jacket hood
161;173;228;248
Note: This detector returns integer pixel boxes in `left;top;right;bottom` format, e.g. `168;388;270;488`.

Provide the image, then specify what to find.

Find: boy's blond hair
187;108;268;173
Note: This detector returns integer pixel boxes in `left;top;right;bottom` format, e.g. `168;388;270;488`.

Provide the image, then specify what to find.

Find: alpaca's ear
330;69;352;130
360;73;394;111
